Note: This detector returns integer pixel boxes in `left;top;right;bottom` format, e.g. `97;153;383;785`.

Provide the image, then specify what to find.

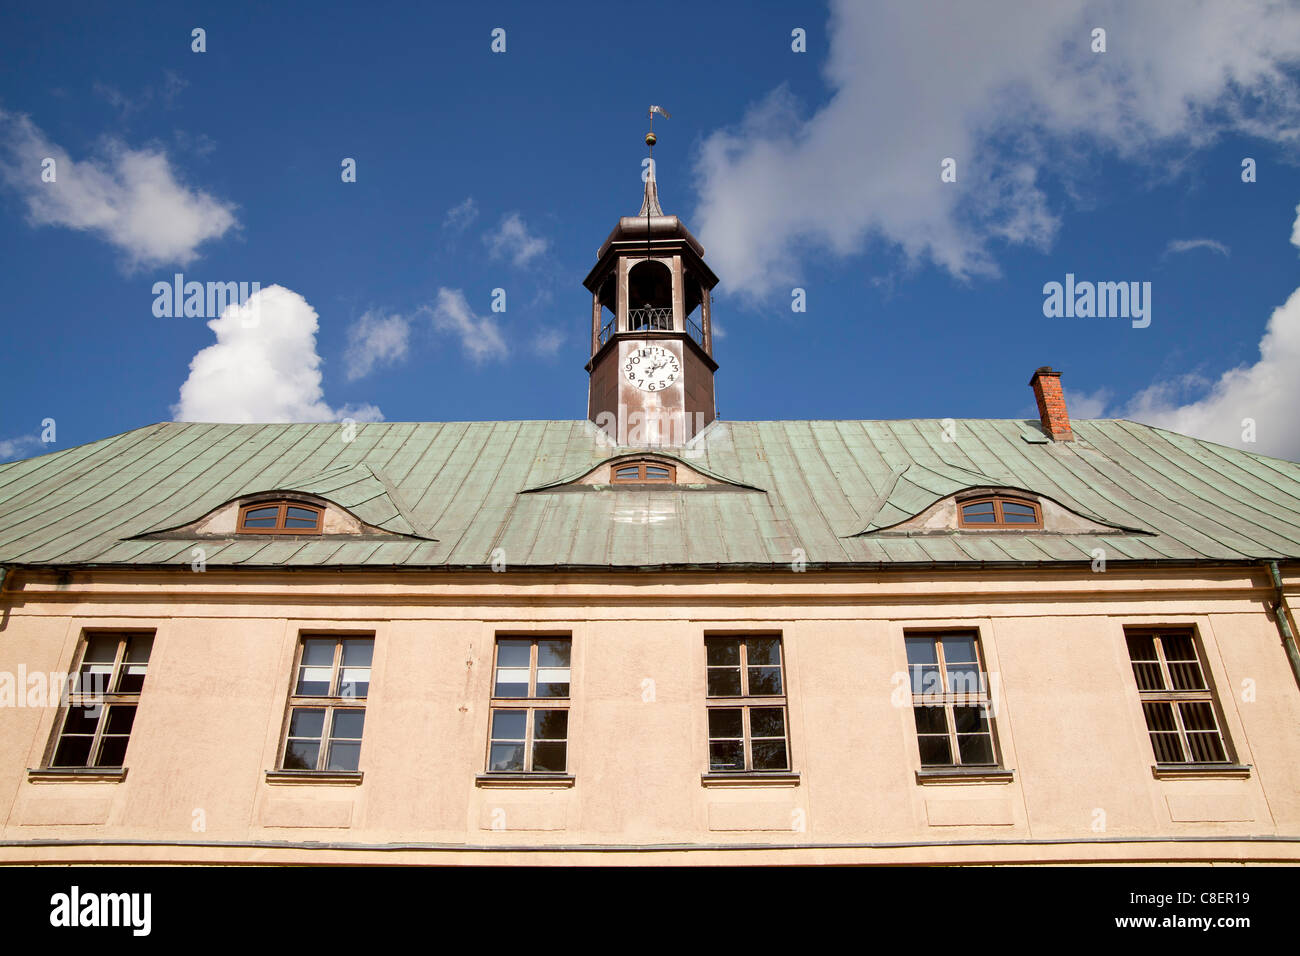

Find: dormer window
610;460;676;484
958;494;1041;529
237;501;324;534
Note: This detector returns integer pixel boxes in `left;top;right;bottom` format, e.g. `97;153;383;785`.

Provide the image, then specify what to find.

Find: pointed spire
638;160;664;217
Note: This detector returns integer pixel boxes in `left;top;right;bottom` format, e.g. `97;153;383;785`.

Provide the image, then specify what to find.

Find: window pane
282;741;319;770
537;640;570;667
942;634;978;663
911;664;941;697
746;638;781;666
952;706;988;734
1185;732;1226;763
296;666;333;696
751;740;788;771
116;663;148;694
490;709;527;741
707;708;743;739
61;705;102;736
532;741;567;772
331;709;366;739
962;502;996;522
1000;501;1036;517
494;667;531;698
706;639;740;666
124;635;153;663
706;668;742;697
708;740;745;771
341;640;373;667
957;734;995;764
645;466;670;479
946;665;983;695
1126;633;1158;662
51;735;93;767
533;709;568;740
103;705;136;735
339;668;369;699
301;639;335;666
747;665;783;695
82;634;119;663
242;506;279;527
750;707;786;738
913;705;948;736
489;743;525;772
288;707;326;739
496;639;531;668
614;465;640;480
285;506;319;527
95;736;129;768
917;736;953;766
904;637;938;666
326;741;361;771
535;668;570;698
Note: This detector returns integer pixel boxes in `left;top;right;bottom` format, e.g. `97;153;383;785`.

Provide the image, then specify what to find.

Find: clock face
623;345;680;392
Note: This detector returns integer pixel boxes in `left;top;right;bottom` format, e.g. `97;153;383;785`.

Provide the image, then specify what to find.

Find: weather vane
646;105;670;147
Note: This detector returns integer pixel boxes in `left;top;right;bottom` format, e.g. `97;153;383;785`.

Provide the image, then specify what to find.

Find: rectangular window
279;635;372;772
1126;628;1231;764
705;635;789;772
48;631;154;769
487;636;571;773
905;630;999;767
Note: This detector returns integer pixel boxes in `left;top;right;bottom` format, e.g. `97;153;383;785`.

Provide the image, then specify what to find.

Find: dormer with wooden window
237;500;325;534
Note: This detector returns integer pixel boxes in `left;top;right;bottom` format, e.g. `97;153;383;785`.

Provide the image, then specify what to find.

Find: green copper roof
0;419;1298;569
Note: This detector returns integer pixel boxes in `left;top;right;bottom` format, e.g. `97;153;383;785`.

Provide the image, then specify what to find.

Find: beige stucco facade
1;564;1298;865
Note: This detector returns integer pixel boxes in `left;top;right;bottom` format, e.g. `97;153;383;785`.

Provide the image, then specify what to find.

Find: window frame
276;634;373;774
485;635;572;775
956;493;1042;529
905;629;1001;769
1125;626;1233;766
609;460;676;484
704;634;791;774
45;630;155;770
237;500;325;535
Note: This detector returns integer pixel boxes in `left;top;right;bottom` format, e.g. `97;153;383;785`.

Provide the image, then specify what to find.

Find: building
1;154;1299;866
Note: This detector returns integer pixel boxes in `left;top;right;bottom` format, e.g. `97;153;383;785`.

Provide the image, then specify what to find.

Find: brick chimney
1029;366;1073;441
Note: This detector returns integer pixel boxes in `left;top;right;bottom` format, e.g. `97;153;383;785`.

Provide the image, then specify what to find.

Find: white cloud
345;310;410;381
1088;203;1300;460
0;110;237;270
1164;238;1230;258
532;328;564;357
0;434;43;463
444;196;478;231
1062;387;1112;420
173;285;383;423
693;0;1300;302
484;212;548;267
426;288;507;363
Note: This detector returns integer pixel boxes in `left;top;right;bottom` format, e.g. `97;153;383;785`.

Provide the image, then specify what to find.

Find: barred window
279;635;372;772
705;635;789;772
905;631;999;767
487;636;571;773
48;631;154;769
1126;628;1231;764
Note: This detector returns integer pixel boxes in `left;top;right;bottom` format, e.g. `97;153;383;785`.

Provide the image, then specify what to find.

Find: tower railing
599;316;614;346
686;314;704;347
627;306;673;332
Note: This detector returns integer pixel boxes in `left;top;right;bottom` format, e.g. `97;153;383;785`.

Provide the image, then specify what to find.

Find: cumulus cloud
443;196;478;231
693;0;1300;301
0;434;43;463
1164;238;1230;258
484;212;548;267
173;285;382;423
426;288;507;363
345;310;410;381
1087;203;1300;460
0;109;237;270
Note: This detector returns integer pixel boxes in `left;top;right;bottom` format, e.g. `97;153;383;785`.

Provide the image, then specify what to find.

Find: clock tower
584;128;719;446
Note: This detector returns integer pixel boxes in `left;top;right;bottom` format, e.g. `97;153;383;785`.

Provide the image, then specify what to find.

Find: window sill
27;767;128;783
700;772;800;788
915;767;1014;785
475;773;575;788
264;770;363;786
1152;763;1251;780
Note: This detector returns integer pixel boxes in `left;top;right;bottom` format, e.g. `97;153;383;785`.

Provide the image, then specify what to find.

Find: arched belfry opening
627;260;673;332
582;115;720;447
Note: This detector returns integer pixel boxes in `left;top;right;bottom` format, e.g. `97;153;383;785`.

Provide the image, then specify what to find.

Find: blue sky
3;0;1300;460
